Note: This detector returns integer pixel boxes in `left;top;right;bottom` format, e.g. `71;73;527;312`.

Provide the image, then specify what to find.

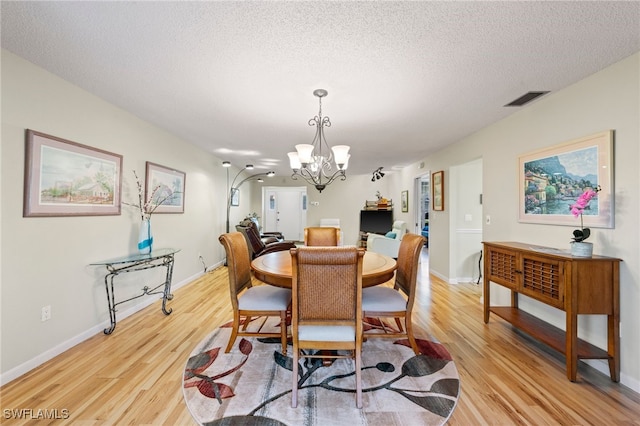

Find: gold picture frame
518;130;613;228
432;171;444;211
401;190;409;213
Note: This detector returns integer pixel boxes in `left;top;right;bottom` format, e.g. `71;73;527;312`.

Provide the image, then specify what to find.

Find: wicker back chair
303;227;340;246
219;232;291;354
290;246;365;408
362;233;425;354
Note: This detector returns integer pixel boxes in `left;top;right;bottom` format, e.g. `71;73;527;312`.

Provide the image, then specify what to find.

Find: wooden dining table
251;249;397;288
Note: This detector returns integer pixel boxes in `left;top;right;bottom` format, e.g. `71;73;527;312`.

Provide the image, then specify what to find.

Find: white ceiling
2;1;639;177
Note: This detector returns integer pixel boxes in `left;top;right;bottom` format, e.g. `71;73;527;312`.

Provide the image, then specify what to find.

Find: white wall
450;159;483;283
250;173;397;247
0;50;228;383
406;53;640;391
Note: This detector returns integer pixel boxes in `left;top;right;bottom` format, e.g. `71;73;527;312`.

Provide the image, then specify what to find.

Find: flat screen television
359;210;394;234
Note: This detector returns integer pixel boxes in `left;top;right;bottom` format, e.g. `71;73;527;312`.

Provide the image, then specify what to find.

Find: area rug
183;317;460;425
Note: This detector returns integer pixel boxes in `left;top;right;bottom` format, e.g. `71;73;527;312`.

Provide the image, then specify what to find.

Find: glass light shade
288;152;302;169
309;157;321;173
222;161;231;167
295;144;314;164
340;154;350;170
245;164;254;170
331;145;350;166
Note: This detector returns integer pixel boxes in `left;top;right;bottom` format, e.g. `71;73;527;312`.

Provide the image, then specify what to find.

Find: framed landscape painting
401;190;409;212
23;130;122;217
145;162;186;214
230;188;240;207
518;130;613;228
432;171;444;211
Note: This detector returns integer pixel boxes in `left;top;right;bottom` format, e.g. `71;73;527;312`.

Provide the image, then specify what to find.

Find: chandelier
288;89;350;193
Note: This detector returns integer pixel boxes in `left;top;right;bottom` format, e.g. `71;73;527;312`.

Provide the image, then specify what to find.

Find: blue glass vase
138;218;153;254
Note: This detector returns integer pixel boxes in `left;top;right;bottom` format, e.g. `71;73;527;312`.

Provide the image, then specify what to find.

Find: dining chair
320;218;342;245
303;226;340;246
290;246;365;408
218;232;291;354
362;233;425;354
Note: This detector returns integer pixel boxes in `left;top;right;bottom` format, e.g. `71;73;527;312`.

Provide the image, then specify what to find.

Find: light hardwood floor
2;249;639;425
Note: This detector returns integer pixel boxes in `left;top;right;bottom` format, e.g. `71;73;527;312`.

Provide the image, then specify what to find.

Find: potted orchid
569;185;601;257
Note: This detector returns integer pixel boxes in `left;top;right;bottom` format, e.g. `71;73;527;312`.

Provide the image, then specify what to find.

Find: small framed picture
23;130;122;217
432;171;444;211
401;190;409;213
145;162;186;214
230;188;240;207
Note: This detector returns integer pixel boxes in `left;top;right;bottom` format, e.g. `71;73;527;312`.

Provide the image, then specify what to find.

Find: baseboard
429;268;450;283
582;359;640;394
205;259;225;273
0;268;208;386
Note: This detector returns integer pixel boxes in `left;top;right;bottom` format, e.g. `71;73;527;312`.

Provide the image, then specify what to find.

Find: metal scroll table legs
102;255;175;335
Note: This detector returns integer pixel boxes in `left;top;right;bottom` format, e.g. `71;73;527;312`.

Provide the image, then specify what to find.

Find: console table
483;241;620;382
91;248;180;334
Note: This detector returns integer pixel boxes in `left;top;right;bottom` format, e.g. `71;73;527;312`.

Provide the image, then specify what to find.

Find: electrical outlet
485;215;491;225
41;305;51;322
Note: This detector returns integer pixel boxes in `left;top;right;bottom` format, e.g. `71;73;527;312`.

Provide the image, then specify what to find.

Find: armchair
238;218;283;244
366;220;407;258
236;220;296;259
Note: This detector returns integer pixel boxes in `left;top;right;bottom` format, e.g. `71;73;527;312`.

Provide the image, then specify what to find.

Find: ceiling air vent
504;91;550;107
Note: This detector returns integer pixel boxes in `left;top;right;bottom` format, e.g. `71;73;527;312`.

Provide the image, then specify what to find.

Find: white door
263;187;307;241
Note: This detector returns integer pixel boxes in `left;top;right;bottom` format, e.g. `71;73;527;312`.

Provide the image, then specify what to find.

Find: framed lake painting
518;130;613;228
23;130;122;217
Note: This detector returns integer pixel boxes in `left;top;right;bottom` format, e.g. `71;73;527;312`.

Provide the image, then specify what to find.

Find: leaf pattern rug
183;316;460;425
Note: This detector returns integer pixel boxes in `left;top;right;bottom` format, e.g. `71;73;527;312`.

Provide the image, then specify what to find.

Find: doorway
262;186;307;241
414;173;430;246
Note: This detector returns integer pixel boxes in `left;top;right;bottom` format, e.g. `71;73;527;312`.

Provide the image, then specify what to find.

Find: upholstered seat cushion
298;325;356;342
238;286;291;311
362;287;407;312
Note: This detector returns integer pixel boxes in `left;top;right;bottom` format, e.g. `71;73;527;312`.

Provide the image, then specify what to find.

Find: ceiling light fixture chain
288;89;350;193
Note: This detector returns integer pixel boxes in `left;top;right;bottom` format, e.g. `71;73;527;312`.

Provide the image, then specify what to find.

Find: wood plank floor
2;248;639;425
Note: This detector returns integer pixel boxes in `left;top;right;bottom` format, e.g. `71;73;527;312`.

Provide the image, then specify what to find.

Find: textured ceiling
2;1;639;177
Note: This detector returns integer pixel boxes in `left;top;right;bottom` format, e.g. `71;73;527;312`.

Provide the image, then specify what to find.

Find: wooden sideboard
482;241;621;382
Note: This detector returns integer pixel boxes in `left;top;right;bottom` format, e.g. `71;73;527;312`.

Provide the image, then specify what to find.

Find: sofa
366;220;407;258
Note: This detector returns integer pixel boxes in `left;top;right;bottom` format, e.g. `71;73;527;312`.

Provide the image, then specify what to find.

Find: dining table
251;249;397;288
